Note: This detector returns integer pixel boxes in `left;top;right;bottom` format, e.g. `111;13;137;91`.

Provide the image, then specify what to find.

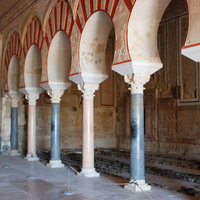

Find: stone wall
1;0;200;158
144;0;200;156
117;0;200;157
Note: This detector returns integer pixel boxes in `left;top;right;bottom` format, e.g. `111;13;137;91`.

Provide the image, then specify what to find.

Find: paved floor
0;154;199;200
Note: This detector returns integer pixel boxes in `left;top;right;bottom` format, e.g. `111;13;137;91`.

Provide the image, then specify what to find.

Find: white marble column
78;83;100;177
124;74;151;192
47;89;64;168
24;94;39;161
10;97;20;156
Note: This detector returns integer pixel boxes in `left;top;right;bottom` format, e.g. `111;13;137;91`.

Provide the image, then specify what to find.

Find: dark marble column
124;74;151;191
47;90;64;168
130;94;144;180
10;97;20;156
11;107;18;150
51;103;60;161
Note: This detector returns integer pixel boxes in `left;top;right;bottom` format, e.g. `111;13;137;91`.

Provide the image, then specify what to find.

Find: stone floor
0;154;200;200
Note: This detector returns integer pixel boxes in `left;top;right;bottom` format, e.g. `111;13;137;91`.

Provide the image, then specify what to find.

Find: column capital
124;74;150;94
47;90;64;103
25;94;39;105
78;83;99;99
10;97;20;107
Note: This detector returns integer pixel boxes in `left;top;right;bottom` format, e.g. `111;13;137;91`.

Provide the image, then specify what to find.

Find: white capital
124;74;150;94
47;90;64;103
25;94;39;105
78;83;99;99
10;97;20;107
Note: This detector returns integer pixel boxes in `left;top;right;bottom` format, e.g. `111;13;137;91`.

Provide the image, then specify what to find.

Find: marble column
24;94;39;161
47;90;64;168
124;74;151;192
78;83;100;177
10;97;20;156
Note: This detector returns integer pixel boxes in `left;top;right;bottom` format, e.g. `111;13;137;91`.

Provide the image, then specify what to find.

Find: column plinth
47;90;64;168
124;180;151;192
24;94;39;161
78;83;100;178
25;154;39;161
124;74;151;191
10;97;20;156
10;150;20;156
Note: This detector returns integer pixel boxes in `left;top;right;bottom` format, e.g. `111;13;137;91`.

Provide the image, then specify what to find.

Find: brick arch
4;32;22;70
74;0;134;34
22;17;43;56
44;0;74;49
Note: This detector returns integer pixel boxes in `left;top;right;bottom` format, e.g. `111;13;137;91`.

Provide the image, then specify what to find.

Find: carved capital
47;90;64;103
25;94;39;105
10;97;20;107
78;83;99;99
124;74;150;94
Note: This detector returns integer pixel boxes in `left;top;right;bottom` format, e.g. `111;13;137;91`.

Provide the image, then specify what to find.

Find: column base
24;154;39;161
47;160;65;168
78;168;100;178
10;150;21;156
124;180;151;192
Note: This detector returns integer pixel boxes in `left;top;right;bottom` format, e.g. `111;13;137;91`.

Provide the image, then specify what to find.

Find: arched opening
70;11;114;84
24;45;42;90
80;11;113;76
155;0;194;102
127;0;171;75
46;30;71;90
7;55;20;97
97;27;115;106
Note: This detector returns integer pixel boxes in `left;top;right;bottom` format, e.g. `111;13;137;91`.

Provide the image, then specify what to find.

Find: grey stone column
124;74;151;191
10;97;20;156
51;103;60;160
130;93;144;180
47;90;64;168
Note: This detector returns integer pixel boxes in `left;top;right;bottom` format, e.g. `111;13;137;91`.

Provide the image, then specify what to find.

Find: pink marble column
78;83;99;177
24;94;39;161
82;98;94;169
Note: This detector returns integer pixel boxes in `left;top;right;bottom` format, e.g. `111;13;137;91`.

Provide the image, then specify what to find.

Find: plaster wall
8;55;20;92
24;45;42;88
48;31;71;84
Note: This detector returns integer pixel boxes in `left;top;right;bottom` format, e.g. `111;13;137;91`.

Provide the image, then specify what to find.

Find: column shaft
130;93;145;180
11;107;18;150
27;105;36;155
82;98;94;169
51;103;60;160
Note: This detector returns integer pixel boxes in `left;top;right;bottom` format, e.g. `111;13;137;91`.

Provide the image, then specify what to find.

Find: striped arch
74;0;134;33
44;0;74;48
19;17;44;95
4;32;22;70
22;17;43;56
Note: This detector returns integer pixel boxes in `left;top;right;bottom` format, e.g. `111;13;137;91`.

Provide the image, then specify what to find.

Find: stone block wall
117;0;200;157
1;0;200;158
